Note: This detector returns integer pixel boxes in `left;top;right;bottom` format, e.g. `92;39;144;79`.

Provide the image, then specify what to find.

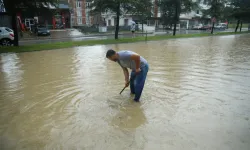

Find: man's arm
122;67;129;83
118;60;129;83
131;54;141;71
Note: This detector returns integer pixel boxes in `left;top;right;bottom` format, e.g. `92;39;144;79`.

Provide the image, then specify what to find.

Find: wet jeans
130;64;149;101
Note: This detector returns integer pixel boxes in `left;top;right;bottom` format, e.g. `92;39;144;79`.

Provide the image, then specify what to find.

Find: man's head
106;49;119;62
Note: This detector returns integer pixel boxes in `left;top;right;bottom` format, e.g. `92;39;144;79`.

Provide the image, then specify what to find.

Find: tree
90;0;133;39
3;0;57;46
159;0;176;33
229;0;250;32
130;0;152;32
222;5;234;28
197;0;226;34
159;0;194;36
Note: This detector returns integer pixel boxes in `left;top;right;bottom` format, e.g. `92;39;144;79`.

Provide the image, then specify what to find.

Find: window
77;17;82;25
76;1;82;8
5;28;13;32
86;16;91;25
86;2;90;8
196;10;199;14
108;20;111;26
86;19;90;25
158;7;161;13
124;19;128;26
71;17;74;25
77;9;82;16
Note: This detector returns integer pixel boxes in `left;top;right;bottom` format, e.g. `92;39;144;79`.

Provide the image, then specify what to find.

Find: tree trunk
115;2;120;40
141;17;144;33
173;23;177;36
11;13;19;46
235;20;240;32
211;22;215;34
140;14;144;32
240;21;243;32
173;2;178;36
142;23;144;32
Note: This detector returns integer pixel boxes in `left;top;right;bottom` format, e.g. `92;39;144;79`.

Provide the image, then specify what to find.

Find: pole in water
120;81;130;94
119;86;127;94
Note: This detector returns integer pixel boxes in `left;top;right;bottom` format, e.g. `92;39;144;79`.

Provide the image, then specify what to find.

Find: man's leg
134;66;148;101
130;71;136;94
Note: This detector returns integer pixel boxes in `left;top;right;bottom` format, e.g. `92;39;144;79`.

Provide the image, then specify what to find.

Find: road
19;34;141;45
19;28;249;45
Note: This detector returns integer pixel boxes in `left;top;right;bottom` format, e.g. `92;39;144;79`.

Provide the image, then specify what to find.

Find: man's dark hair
106;49;116;58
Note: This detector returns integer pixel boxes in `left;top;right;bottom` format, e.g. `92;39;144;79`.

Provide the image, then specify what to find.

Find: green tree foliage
229;0;250;32
129;0;153;32
230;0;250;20
197;0;226;34
159;0;176;30
90;0;134;39
159;0;194;36
3;0;58;46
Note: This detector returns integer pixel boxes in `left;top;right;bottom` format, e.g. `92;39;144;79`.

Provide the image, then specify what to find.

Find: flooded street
1;34;250;150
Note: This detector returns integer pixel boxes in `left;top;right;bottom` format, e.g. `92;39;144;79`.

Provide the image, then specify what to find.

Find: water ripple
1;34;250;150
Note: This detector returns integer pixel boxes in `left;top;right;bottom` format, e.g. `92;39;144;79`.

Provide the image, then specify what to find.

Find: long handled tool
120;81;130;94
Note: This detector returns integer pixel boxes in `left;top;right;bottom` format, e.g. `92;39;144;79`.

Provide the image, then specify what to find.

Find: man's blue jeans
130;64;149;101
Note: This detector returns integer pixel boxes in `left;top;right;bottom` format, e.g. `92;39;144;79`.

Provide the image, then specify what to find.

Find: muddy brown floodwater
1;34;250;150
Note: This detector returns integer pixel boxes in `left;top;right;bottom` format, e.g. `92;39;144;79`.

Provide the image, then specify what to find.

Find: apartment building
69;0;93;26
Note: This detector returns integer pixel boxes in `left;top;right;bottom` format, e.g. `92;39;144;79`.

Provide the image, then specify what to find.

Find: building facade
100;0;211;29
155;0;211;29
69;0;94;26
101;11;133;27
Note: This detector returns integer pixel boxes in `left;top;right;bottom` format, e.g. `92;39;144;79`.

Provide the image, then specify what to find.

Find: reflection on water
1;34;250;150
111;99;147;129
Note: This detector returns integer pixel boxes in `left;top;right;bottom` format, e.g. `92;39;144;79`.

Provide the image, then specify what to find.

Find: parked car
0;27;14;46
192;24;203;30
201;25;212;30
55;23;64;29
214;23;227;30
36;25;50;36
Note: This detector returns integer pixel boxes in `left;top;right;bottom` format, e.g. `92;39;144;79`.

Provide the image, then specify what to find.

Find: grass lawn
1;31;249;53
228;23;249;28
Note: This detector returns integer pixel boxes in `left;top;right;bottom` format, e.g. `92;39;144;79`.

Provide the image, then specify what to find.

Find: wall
105;16;133;26
0;14;11;28
81;0;86;24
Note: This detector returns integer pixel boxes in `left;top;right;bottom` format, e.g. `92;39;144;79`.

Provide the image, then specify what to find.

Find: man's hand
135;68;141;74
125;81;130;87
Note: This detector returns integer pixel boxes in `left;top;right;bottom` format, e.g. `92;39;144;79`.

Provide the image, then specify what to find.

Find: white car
192;24;203;30
0;27;14;46
214;23;227;30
